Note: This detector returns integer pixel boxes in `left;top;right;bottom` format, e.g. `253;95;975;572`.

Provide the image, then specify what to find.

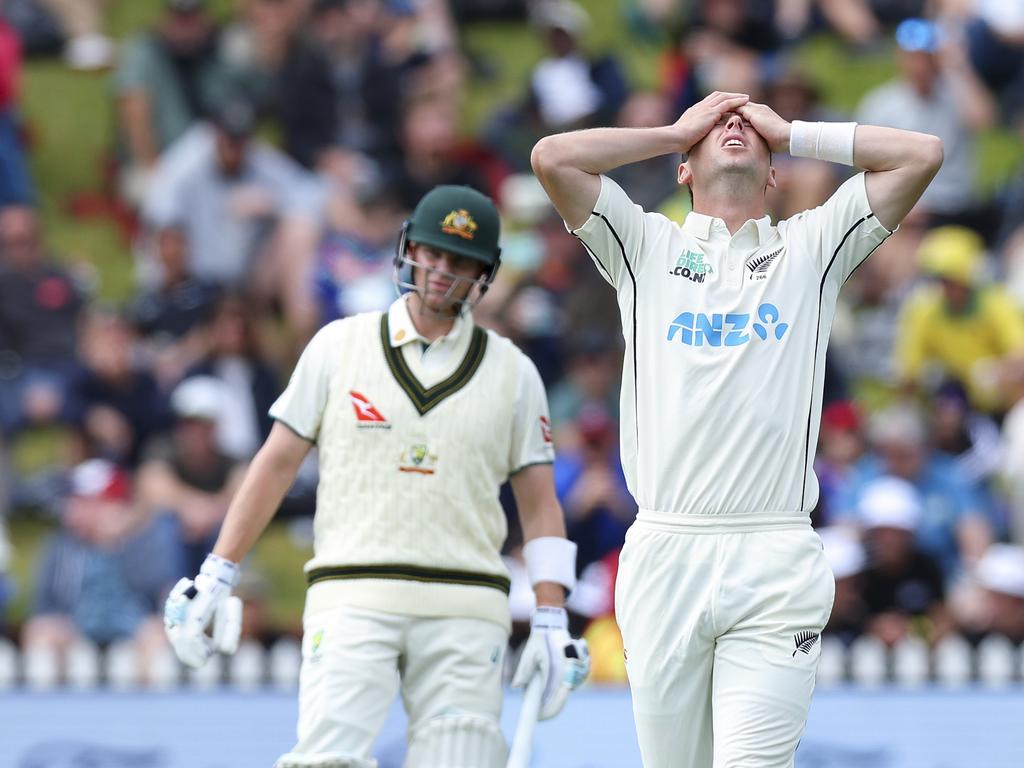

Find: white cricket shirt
268;295;554;627
572;174;892;528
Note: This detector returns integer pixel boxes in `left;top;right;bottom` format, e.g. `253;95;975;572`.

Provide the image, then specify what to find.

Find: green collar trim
380;313;488;415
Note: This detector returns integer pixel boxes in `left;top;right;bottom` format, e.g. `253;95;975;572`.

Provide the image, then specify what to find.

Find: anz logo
667;303;790;347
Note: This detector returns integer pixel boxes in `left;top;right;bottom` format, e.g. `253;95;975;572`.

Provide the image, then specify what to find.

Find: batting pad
405;714;507;768
274;753;377;768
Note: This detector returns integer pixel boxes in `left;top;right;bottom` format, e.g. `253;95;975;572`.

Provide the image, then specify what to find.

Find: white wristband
789;120;857;165
523;536;577;592
201;553;240;587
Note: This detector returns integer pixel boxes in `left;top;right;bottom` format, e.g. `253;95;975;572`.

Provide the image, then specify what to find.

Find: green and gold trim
380;314;488;415
307;564;511;594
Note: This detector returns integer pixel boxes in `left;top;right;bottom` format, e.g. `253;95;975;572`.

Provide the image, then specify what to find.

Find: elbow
530;136;560;179
920;134;944;174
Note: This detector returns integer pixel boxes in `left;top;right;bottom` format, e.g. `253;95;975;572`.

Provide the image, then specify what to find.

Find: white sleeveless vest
303;311;525;629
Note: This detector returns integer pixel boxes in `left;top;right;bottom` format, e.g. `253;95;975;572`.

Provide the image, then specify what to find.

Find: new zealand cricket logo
792;631;820;656
441;209;478;240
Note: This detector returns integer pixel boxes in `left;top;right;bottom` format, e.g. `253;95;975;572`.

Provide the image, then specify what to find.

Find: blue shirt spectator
833;405;994;580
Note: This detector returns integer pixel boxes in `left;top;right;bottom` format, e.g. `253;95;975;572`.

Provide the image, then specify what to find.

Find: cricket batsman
531;92;942;766
163;185;589;767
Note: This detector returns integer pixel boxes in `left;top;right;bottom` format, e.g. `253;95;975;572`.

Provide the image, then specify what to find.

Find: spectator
957;543;1024;643
38;0;113;70
137;376;245;576
314;187;405;323
218;0;309;104
0;206;83;436
389;94;489;211
184;294;278;460
547;331;620;441
142;98;324;333
928;378;1003;494
306;0;414;170
606;91;680;212
553;403;634;571
819;0;927;47
856;18;996;222
819;526;869;645
895;226;1024;416
814;400;867;526
21;459;180;676
114;0;227;203
836;404;993;580
764;63;841;220
857;476;952;646
0;18;34;207
830;246;912;392
131;225;222;388
219;0;337;170
528;0;627;131
997;359;1024;543
67;310;172;467
959;0;1024;111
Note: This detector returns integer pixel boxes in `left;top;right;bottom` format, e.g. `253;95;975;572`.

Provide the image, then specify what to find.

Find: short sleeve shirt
571;173;891;521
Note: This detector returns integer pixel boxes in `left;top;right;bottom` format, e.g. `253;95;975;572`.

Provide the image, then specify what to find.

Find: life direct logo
667;302;790;347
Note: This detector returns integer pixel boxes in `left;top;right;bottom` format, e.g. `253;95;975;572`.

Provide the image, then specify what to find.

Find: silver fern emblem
792;631;820;656
746;248;783;276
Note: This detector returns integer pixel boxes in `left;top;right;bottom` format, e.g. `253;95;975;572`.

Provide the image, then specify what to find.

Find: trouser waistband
636;508;812;534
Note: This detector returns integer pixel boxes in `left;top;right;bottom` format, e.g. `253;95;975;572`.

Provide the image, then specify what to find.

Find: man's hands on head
736;102;792;154
673;91;750;154
672;93;792;155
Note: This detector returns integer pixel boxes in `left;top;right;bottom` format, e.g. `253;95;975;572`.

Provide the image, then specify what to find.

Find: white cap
531;0;589;35
868;404;927;447
499;173;552;226
818;526;866;580
170;376;225;421
858;475;922;532
976;544;1024;598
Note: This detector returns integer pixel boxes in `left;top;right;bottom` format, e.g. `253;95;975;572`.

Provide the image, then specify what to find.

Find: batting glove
163;553;243;668
511;606;590;720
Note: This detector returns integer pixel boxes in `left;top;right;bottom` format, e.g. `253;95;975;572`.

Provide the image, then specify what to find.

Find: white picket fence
2;635;1023;690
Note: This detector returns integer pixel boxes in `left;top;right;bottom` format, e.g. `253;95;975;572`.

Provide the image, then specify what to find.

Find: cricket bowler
163;185;589;767
531;91;942;766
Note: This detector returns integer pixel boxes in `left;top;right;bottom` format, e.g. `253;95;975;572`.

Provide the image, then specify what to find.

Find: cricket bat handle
506;673;544;768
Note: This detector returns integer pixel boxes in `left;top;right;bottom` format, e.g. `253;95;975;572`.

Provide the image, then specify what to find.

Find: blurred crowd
1;0;1024;686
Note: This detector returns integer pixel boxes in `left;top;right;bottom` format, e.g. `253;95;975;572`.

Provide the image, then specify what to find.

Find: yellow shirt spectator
895;227;1024;413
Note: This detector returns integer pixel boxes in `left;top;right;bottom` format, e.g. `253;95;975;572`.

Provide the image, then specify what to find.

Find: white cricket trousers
288;603;509;759
615;519;835;768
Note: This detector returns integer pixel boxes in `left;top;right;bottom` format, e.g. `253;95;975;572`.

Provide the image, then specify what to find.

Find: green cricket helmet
395;185;503;304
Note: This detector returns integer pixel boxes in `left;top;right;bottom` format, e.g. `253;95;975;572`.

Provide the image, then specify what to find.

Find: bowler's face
685;112;772;185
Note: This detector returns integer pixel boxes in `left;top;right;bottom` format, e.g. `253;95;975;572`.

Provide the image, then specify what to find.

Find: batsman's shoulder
306;310;382;350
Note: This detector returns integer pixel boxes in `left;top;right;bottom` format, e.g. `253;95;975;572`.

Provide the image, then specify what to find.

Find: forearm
119;91;158;167
852;125;945;173
211;445;301;563
533;125;685;177
511;465;573;608
958;517;993;566
521;499;569;607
